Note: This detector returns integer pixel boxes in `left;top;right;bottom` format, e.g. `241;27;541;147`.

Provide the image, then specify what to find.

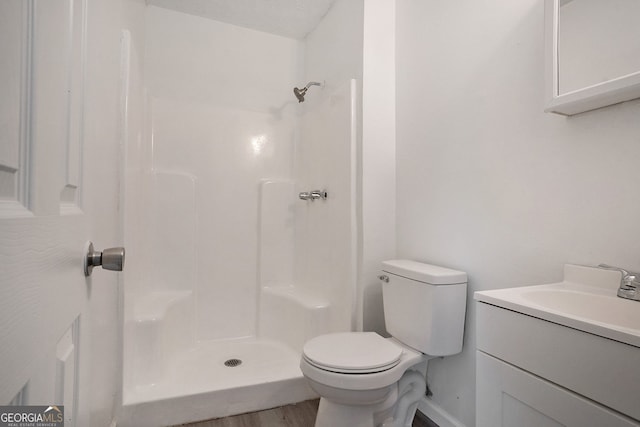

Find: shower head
293;87;307;102
293;81;321;103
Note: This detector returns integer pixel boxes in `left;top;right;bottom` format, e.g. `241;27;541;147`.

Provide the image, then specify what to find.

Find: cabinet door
476;351;640;427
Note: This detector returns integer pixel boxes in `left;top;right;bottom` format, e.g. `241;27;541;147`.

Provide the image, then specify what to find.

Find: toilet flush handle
378;275;389;283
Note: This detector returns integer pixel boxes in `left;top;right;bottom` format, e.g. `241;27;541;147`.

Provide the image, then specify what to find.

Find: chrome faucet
299;190;328;202
310;190;327;201
598;264;640;302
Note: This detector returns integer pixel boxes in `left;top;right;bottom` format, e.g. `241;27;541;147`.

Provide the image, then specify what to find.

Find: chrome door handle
84;241;125;276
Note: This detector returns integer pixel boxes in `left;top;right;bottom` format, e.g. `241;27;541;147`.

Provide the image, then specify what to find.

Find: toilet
300;260;467;427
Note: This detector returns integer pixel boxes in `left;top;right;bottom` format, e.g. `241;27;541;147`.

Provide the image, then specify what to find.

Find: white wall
396;1;640;426
142;6;302;341
360;0;396;333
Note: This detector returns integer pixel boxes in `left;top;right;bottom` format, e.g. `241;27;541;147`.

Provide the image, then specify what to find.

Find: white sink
522;287;640;331
475;264;640;348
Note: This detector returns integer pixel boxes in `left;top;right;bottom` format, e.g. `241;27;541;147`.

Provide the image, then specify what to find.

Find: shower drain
224;358;242;367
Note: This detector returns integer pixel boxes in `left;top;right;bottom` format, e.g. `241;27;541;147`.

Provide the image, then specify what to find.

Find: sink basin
522;287;640;331
475;264;640;348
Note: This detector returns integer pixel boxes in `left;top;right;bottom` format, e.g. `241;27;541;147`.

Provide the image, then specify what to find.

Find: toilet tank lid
382;260;467;285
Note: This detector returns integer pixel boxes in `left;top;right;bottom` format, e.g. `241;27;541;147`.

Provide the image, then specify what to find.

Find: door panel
0;1;89;426
0;0;30;215
56;321;78;426
31;0;81;215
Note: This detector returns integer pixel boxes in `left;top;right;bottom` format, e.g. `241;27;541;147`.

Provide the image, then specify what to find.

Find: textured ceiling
147;0;338;39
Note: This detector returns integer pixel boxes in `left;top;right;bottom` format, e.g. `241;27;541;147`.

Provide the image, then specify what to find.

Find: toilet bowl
300;260;468;427
301;333;429;427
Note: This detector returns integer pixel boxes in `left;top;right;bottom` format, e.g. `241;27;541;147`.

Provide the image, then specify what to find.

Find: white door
0;1;121;426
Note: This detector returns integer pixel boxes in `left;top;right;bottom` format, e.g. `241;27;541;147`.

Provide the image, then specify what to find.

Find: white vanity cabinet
475;299;640;427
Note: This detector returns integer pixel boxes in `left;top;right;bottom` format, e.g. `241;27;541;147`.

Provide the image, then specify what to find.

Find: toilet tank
381;260;467;356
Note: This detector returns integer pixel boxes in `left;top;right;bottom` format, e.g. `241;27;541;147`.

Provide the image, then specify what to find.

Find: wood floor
175;399;438;427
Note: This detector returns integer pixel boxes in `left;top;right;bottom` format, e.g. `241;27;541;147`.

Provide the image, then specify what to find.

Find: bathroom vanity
475;264;640;427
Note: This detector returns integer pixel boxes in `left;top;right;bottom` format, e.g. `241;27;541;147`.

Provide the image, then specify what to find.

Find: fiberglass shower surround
120;6;359;425
121;46;357;427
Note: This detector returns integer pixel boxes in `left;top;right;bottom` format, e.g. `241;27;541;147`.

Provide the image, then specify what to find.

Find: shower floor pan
119;338;316;427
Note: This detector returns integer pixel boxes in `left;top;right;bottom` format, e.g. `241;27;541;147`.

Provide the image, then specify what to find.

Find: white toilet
300;260;467;427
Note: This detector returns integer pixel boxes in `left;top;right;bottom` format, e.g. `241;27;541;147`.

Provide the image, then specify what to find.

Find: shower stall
119;4;361;426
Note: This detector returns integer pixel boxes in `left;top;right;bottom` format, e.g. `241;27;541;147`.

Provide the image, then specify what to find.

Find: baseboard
417;397;467;427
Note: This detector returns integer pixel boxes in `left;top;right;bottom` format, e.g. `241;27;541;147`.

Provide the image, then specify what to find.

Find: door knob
84;241;125;277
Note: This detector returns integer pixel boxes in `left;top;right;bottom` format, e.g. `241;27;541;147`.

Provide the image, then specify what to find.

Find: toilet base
314;387;397;427
312;369;426;427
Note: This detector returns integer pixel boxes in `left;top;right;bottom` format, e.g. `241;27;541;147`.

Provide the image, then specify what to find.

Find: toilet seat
303;332;403;374
300;334;426;391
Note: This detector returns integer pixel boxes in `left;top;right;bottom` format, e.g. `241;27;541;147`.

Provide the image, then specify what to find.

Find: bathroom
0;0;639;426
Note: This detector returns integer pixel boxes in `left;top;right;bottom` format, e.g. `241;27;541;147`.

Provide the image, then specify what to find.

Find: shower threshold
119;338;316;427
